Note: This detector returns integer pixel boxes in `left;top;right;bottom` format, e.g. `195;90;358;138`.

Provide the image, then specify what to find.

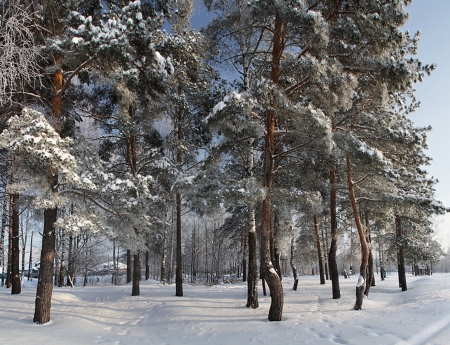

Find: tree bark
33;206;57;323
314;214;326;285
160;224;167;283
246;205;258;309
132;251;140;296
321;227;329;280
0;192;8;287
127;249;132;284
259;14;285;322
11;193;21;294
175;192;183;296
290;236;299;291
347;157;369;310
328;170;340;299
58;228;66;287
396;215;407;291
273;209;282;280
6;195;12;288
364;212;375;296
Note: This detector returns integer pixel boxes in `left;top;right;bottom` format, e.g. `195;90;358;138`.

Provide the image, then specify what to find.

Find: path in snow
1;273;450;345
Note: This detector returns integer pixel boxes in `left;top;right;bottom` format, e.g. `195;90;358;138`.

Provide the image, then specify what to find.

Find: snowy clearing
1;273;450;345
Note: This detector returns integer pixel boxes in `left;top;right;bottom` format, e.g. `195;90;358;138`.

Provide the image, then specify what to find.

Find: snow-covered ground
1;272;450;345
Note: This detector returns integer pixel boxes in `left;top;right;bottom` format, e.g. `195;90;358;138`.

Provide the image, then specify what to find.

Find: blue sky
191;0;450;249
404;0;450;248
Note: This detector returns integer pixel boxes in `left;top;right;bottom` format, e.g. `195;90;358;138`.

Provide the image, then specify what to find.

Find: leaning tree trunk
11;193;21;295
396;215;407;291
328;170;340;299
132;251;140;296
290;236;299;291
314;214;326;285
347;157;369;310
246;204;258;309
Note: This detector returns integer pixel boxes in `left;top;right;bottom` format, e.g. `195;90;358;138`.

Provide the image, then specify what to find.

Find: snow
2;273;450;344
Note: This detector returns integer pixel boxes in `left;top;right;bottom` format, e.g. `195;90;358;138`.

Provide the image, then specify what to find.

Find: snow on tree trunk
258;14;285;322
11;193;20;295
273;210;282;280
290;237;299;291
0;192;7;287
328;170;340;299
246;205;258;309
364;212;375;297
347;157;369;310
396;215;407;292
6;195;12;288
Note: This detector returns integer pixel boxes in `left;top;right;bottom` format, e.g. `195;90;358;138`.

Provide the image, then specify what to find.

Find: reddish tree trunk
259;14;285;322
347;157;369;310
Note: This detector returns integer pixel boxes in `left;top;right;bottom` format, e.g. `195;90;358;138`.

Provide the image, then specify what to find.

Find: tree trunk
314;214;326;285
273;209;282;280
160;223;167;283
396;215;407;291
6;195;13;288
132;251;140;296
28;231;34;280
175;192;183;296
328;170;340;299
246;205;258;308
11;193;21;294
167;223;174;284
67;234;74;286
347;157;369;310
242;222;248;283
321;227;329;280
0;192;8;287
364;212;375;296
58;228;66;287
127;249;132;284
259;14;285;322
290;236;299;291
33;206;57;324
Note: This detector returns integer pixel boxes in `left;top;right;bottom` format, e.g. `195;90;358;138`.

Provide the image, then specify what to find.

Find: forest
0;0;447;325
